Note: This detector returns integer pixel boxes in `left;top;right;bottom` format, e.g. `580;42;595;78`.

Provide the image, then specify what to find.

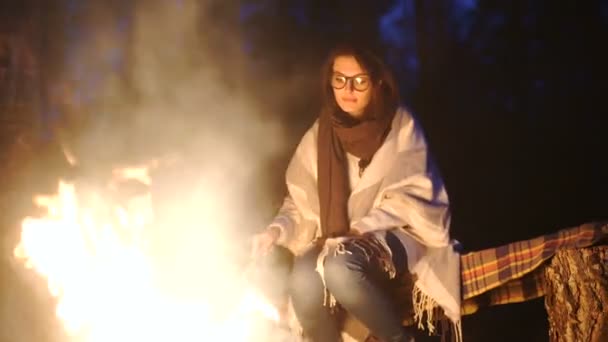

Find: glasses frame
331;72;371;92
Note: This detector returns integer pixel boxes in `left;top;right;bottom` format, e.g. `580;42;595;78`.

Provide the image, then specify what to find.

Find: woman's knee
323;250;367;295
289;254;325;305
291;259;317;289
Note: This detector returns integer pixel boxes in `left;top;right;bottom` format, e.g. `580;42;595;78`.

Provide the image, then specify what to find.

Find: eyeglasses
331;73;371;92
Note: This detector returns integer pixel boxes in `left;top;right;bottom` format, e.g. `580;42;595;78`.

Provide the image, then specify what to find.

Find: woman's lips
341;97;357;103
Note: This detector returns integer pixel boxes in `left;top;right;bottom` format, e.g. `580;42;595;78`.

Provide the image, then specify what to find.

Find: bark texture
544;246;608;342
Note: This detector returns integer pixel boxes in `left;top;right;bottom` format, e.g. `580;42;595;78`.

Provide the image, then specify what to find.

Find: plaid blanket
459;221;608;314
337;222;607;340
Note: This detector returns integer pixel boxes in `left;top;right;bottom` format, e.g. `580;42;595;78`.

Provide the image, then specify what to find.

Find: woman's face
331;55;373;118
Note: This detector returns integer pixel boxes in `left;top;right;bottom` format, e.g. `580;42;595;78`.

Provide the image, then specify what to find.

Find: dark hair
320;43;400;120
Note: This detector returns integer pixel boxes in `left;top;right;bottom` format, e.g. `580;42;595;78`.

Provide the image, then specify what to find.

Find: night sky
1;1;607;341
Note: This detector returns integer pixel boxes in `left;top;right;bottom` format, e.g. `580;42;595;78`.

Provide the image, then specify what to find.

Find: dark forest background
1;1;607;341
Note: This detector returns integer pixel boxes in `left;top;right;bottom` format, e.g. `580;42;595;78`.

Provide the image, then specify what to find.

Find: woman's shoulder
393;106;415;125
300;118;320;145
290;119;319;159
391;106;417;134
287;119;319;174
392;106;427;149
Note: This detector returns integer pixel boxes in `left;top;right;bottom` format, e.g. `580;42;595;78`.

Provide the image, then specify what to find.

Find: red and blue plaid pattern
459;222;608;312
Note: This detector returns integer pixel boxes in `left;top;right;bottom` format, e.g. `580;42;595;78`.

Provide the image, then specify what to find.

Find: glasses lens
331;75;347;89
353;76;370;91
331;74;371;91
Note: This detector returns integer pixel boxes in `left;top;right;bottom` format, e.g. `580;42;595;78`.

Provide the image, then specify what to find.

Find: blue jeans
289;232;412;342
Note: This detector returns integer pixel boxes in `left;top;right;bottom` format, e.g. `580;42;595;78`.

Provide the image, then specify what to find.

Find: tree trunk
544;246;608;342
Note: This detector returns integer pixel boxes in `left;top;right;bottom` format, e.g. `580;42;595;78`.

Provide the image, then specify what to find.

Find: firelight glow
13;167;281;342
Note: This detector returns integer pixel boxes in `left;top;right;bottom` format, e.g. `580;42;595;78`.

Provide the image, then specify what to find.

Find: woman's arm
352;171;451;247
351;110;451;247
267;194;301;245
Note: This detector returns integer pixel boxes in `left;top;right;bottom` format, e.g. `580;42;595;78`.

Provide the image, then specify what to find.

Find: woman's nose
345;80;355;92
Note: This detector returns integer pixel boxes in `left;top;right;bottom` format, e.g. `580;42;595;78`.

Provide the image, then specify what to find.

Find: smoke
51;0;289;287
3;1;315;341
120;0;289;315
63;2;293;249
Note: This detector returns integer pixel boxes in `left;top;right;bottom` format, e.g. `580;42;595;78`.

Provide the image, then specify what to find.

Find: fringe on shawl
315;236;397;311
314;235;462;342
413;285;462;342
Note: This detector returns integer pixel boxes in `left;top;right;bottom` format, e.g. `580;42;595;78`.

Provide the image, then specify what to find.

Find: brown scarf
317;109;395;237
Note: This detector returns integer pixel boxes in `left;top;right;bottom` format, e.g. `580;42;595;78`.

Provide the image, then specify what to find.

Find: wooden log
544;246;608;342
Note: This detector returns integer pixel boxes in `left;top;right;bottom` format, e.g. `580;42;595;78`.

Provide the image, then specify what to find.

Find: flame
13;169;284;342
111;165;153;186
61;143;78;166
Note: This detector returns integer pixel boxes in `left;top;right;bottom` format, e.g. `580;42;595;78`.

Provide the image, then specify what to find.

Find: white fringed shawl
269;107;461;338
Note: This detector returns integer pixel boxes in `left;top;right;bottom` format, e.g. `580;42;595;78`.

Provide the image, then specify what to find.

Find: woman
252;44;461;342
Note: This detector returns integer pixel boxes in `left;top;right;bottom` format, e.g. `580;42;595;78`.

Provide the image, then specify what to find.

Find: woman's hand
348;227;362;236
251;226;281;257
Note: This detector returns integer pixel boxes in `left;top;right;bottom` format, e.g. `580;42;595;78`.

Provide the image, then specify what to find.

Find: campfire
13;163;296;342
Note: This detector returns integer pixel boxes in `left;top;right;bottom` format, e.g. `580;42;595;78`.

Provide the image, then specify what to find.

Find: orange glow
14;171;282;342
